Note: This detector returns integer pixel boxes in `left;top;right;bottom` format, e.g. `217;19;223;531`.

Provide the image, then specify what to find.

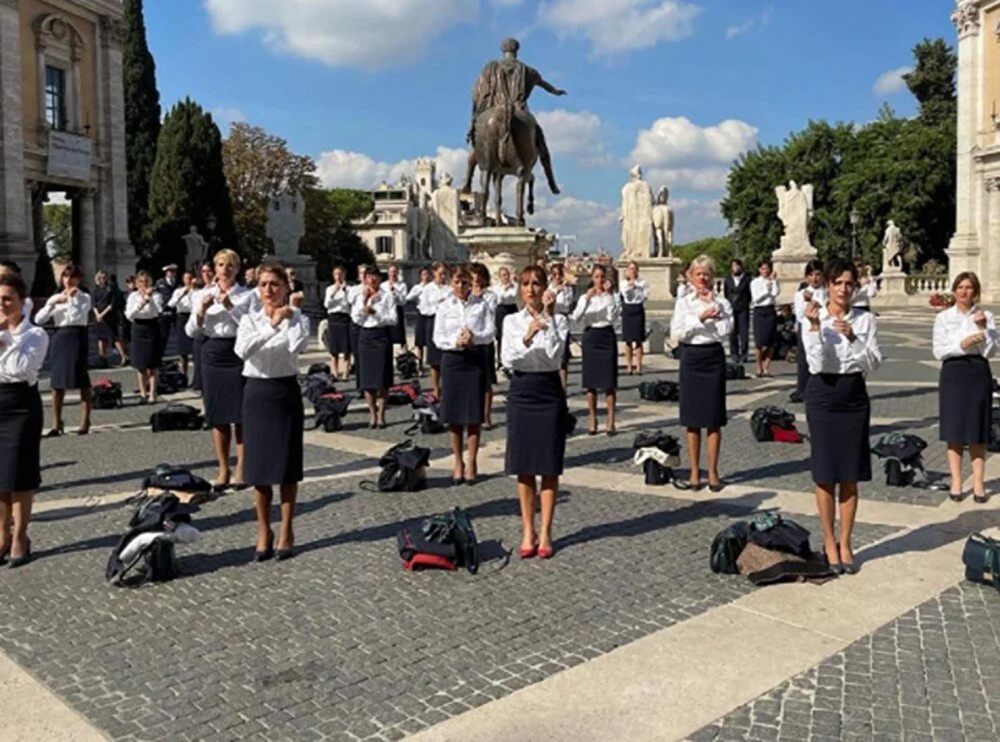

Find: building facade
0;0;133;290
950;0;1000;299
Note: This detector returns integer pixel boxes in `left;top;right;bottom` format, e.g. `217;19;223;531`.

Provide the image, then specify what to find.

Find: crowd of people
0;251;993;575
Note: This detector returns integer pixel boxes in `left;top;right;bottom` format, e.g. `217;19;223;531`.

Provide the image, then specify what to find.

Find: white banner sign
47;131;93;181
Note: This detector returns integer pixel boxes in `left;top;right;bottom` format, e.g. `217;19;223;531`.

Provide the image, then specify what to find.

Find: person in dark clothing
92;270;127;365
723;259;751;363
154;264;178;364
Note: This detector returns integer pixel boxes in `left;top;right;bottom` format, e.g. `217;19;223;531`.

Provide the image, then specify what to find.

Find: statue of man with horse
462;38;566;226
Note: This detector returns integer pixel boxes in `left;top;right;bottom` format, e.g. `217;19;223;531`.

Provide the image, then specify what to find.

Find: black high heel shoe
254;532;274;562
0;543;9;567
9;539;31;569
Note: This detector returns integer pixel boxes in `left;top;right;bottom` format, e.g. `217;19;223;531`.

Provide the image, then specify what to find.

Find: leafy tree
903;38;957;125
122;0;161;256
301;188;374;279
222;122;319;264
673;236;734;269
42;203;72;257
146;99;236;269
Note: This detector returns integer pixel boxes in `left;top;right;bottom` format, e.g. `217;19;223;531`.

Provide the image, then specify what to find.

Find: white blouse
621;279;648;305
324;283;351;314
676;283;691;300
478;288;499;314
185;284;254;339
750;277;781;308
405;282;428;304
571;292;621;329
384;280;408;304
932;305;997;361
235;308;311;379
167;286;195;314
0;314;49;385
433;294;495;350
793;286;828;326
853;280;879;308
496;283;518;306
550;283;574;315
417;282;451;316
125;291;164;321
351;287;398;328
802;307;882;375
35;290;91;327
501;308;569;373
670;293;734;345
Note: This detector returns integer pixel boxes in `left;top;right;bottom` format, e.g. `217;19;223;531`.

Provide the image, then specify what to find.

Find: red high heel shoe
537;546;555;560
519;542;537;559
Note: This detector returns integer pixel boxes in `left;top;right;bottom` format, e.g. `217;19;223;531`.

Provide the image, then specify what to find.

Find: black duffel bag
747;512;811;559
638;379;679;402
963;533;1000;590
363;440;430;492
314;393;350;432
397;507;479;573
710;522;749;574
750;406;796;442
142;463;211;494
150;403;204;432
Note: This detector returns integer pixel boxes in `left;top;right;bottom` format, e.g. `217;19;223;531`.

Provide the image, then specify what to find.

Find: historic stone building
0;0;133;290
949;0;1000;298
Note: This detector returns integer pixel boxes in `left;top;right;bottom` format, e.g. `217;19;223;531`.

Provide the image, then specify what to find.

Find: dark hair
758;260;773;271
257;260;290;287
0;259;22;275
804;259;824;277
519;265;548;287
432;261;448;272
825;258;858;286
61;263;83;285
731;258;744;269
0;273;28;300
331;264;346;277
452;265;472;282
952;271;981;302
470;262;491;287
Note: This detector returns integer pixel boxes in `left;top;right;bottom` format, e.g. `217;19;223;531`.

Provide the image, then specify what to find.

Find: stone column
77;191;98;283
947;1;983;278
987;177;1000;295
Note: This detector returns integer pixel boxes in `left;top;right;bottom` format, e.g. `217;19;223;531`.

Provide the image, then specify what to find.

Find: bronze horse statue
467;104;538;227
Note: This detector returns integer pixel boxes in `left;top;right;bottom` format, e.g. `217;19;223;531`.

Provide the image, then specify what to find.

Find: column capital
986;176;1000;193
952;1;981;39
99;15;125;48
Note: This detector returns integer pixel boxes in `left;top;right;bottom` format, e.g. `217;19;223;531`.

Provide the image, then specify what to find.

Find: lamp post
205;213;218;261
732;218;742;260
849;208;859;261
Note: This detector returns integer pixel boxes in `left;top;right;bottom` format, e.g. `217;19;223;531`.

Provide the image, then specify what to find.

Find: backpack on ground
364;439;431;492
872;433;938;488
388;382;420;406
397;507;479;573
710;522;749;574
314;393;350;432
746;512;811;559
142;463;211;495
638;379;679;402
750;406;797;442
307;362;331;376
726;363;747;381
91;377;123;409
304;371;338;405
395;351;420;380
632;431;681;485
150;403;204;432
407;394;446;435
105;493;198;587
157;362;188;395
963;533;1000;591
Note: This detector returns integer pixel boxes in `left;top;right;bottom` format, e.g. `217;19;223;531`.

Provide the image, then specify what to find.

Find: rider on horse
463;38;565;196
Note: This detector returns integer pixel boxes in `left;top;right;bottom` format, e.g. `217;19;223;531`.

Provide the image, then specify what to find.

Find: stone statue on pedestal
620;165;654;260
266;192;306;258
651;186;674;258
774;181;815;254
430;173;460;260
882;220;905;274
183;226;209;270
417;194;434;260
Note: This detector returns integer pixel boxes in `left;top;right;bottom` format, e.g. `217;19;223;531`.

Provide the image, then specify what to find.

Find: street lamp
849;208;860;260
205;213;218;261
731;218;742;260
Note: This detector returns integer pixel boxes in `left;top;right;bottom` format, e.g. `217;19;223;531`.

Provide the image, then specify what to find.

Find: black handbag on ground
638;379;679;402
395;351;420;380
106;493;195;587
747;512;811;558
157;362;188;395
397;507;479;573
643;458;672;485
91;378;123;409
364;440;430;492
304;371;338;405
313;393;350;432
307;362;331;376
726;363;747;381
963;533;1000;590
150;403;204;432
710;522;749;574
142;464;211;494
750;406;796;442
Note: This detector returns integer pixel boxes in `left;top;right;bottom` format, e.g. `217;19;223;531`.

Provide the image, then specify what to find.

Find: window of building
376;236;393;255
45;66;67;130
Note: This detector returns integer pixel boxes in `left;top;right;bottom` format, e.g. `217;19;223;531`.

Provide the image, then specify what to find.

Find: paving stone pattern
689;581;1000;742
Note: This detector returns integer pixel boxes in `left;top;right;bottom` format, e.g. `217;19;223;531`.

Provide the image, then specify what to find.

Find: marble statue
775;181;814;254
620;165;654;260
651;185;674;258
882;220;904;274
430;173;460;259
417;193;434;260
182;226;209;269
267;192;306;258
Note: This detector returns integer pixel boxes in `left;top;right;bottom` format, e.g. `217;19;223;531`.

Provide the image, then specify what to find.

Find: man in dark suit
154;264;178;365
723;259;751;363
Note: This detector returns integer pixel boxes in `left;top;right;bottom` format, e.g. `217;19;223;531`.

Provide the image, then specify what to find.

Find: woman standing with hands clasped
503;266;569;560
750;260;781;378
620;260;648;376
385;264;409;352
407;266;433;374
670;255;733;491
125;271;164;403
471;263;499;429
235;263;311;561
548;263;574;389
168;270;197;381
352;266;398;428
422;262;452;398
186;249;255;489
0;272;49;567
323;265;353;381
803;259;881;574
573;264;621;435
434;266;495;485
933;272;996;503
494;266;518;370
35;264;93;436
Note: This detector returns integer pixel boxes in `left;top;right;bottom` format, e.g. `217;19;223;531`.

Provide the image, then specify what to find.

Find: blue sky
145;1;955;254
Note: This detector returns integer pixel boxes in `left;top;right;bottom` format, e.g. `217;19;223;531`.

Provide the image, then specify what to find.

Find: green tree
122;0;161;256
673;235;734;269
42;203;72;257
903;38;957;125
146;98;236;269
301;188;375;279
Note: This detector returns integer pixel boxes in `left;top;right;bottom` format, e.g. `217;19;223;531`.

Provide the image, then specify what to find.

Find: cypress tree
122;0;161;257
147;99;236;268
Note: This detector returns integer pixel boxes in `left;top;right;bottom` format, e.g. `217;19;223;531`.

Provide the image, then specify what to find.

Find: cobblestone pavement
690;582;1000;742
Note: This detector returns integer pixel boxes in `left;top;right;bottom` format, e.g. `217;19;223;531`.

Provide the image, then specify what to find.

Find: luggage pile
710;512;836;585
408;392;445;435
632;431;681;485
638;379;679;402
750;406;802;443
363;439;431;492
396;507;479;573
871;433;942;488
150;403;204;432
91;377;123;409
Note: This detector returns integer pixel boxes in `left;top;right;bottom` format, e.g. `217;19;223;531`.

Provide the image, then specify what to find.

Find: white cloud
535;109;612;166
533;195;621;251
538;0;700;56
671;197;726;243
646;166;730;192
316;146;468;189
725;20;753;39
873;66;912;96
205;0;478;69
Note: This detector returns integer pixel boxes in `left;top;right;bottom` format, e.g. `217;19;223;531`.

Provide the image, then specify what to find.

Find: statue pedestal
879;269;908;300
617;257;682;302
460;226;554;287
771;252;815;302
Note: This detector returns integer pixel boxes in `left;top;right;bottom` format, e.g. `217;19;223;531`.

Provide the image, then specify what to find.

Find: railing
904;275;949;295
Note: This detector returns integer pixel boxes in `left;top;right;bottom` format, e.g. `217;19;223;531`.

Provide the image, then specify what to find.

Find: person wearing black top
723;259;751;363
155;264;178;364
93;270;127;366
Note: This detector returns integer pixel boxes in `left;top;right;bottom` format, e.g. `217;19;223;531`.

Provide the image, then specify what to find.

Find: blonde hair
688;254;716;279
213;248;241;273
136;270;153;287
94;270;108;285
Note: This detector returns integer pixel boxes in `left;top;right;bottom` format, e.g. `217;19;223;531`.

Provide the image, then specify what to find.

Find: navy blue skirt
440;348;486;426
326;312;351;356
495;303;517;364
358;326;393;391
0;382;43;492
679;343;727;428
939;356;992;445
806;373;871;484
130;319;161;371
390;305;406;345
506;371;567;476
581;326;618;392
201;337;245;426
622;303;646;344
426;315;443;367
753;306;777;350
50;326;91;390
191;335;204;393
175;313;193;356
243;377;304;485
415;314;431;349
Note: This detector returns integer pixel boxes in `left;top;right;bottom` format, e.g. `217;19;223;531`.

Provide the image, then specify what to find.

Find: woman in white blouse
347;265;366;388
932;271;996;503
168;270;197;381
852;265;878;312
573;264;622;435
407;266;432;374
323;265;352;381
802;259;882;574
791;259;827;404
549;263;574;389
235;262;311;561
125;271;165;402
471;263;499;430
750;260;781;378
670;255;733;491
502;266;569;560
186;249;255;489
35;263;93;436
434;266;495;485
422;262;452;399
0;272;49;567
385;264;409;351
494;266;518;370
352;266;398;428
620;260;648;376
